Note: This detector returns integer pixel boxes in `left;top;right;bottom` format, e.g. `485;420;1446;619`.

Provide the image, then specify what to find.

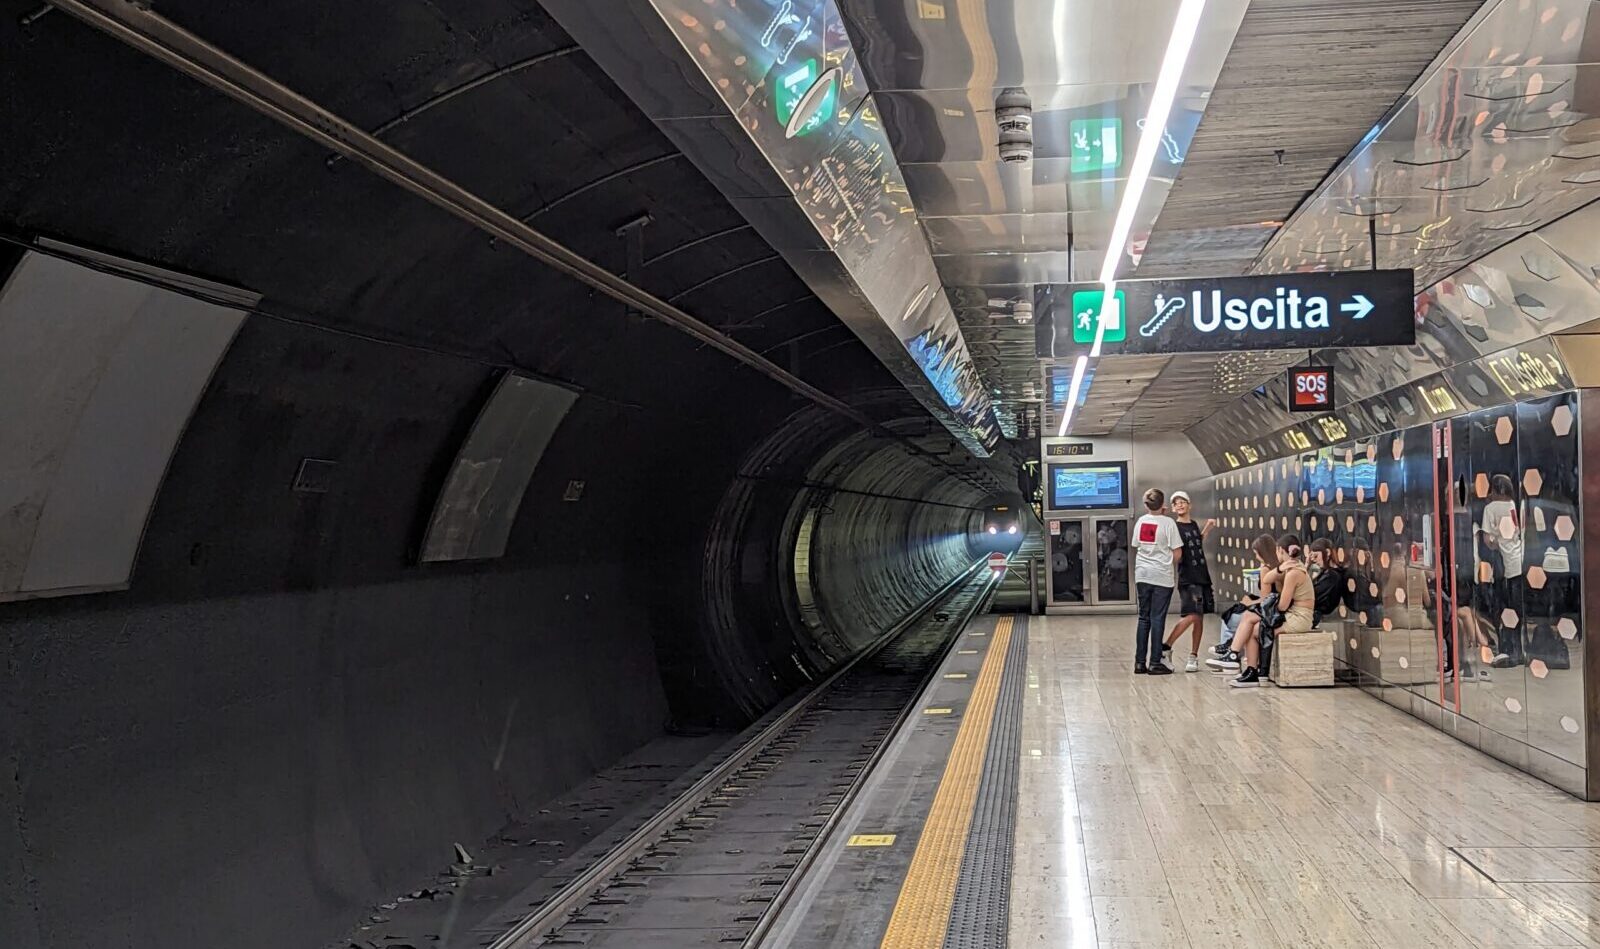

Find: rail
485;556;1001;948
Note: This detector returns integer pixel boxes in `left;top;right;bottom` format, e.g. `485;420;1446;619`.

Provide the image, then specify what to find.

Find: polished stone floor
1012;614;1600;948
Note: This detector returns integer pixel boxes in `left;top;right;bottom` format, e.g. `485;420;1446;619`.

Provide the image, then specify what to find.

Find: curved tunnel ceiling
0;0;935;440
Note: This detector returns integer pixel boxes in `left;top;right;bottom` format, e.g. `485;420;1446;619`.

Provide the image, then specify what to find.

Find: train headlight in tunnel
988;526;998;535
1008;524;1018;535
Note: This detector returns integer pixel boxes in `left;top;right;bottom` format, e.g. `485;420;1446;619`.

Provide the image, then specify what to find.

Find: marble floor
1011;614;1600;948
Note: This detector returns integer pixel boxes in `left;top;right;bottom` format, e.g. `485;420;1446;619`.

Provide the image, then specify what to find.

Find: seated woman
1307;538;1346;623
1207;534;1314;687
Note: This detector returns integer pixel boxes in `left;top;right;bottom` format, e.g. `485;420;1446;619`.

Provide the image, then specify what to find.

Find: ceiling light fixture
1067;0;1209;432
1057;354;1090;436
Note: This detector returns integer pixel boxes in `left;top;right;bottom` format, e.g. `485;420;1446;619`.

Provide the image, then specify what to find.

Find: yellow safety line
879;615;1013;949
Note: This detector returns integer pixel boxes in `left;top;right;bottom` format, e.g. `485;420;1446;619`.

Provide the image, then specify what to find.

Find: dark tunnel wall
0;304;1006;949
0;2;1016;945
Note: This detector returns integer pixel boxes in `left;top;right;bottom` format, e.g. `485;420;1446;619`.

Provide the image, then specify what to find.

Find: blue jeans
1135;582;1174;665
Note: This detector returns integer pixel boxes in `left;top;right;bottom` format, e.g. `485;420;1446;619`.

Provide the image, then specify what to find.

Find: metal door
1093;517;1133;603
1048;519;1089;604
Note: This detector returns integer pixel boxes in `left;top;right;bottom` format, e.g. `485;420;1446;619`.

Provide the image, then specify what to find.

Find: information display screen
1288;366;1335;413
1035;270;1416;358
1049;462;1129;511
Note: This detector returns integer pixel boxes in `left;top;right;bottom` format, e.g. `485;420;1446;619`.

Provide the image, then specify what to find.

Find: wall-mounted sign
1287;366;1335;413
1035;270;1416;357
1046;442;1095;457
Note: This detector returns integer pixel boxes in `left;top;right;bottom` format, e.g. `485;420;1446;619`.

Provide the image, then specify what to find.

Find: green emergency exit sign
1070;118;1122;174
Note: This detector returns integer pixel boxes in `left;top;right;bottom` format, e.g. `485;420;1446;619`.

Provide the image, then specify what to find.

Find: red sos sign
1288;367;1335;413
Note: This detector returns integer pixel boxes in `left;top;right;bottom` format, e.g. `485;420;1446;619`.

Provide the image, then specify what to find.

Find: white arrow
1342;294;1374;320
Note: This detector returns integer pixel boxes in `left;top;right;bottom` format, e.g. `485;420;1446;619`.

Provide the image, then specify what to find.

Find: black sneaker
1147;664;1174;677
1230;667;1262;688
1161;643;1174;667
1205;651;1241;671
1135;662;1148;675
1210;642;1232;659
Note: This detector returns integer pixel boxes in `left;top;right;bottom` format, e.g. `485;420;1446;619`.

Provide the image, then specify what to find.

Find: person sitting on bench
1208;534;1314;687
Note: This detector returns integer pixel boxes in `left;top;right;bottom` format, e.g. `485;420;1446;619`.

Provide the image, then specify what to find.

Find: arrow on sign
1342;294;1374;320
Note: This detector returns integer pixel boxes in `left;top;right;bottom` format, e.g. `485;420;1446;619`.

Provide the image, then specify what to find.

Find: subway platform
756;613;1600;949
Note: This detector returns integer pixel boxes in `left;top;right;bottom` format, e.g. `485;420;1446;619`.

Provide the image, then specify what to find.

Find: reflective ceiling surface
1258;0;1600;287
1189;0;1600;465
1123;0;1489;435
840;0;1252;438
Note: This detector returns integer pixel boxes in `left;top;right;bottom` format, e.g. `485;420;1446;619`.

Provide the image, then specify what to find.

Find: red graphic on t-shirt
1138;522;1158;543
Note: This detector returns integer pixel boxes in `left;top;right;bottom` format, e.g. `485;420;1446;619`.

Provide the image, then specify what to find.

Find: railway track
484;558;1003;948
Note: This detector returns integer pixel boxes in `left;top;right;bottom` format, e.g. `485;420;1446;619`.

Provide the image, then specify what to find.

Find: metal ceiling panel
543;0;1006;455
836;0;1251;439
1091;0;1490;435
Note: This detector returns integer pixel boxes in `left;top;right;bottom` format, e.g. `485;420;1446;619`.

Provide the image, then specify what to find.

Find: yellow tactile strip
879;615;1013;949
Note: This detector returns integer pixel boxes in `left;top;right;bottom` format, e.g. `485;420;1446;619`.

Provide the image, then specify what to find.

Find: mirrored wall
1209;391;1588;797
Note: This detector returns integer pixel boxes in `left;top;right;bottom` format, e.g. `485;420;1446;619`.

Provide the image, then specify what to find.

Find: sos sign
1288;367;1335;413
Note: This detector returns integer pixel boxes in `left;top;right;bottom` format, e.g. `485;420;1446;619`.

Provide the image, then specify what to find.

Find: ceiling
1066;0;1490;436
839;0;1251;440
1189;0;1600;463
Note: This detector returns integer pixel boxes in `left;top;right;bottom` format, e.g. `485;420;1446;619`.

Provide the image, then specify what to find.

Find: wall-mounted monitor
1048;461;1129;511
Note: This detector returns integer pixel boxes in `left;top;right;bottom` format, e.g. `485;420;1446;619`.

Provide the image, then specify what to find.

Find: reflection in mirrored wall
1209;391;1586;797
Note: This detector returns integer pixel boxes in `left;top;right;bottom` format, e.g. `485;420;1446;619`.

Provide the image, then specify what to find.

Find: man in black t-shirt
1161;491;1217;672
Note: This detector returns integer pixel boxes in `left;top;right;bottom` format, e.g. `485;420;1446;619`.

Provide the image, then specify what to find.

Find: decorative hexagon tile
1379;483;1390;502
1523;469;1544;496
1398;656;1410;669
1495;416;1514;445
1479;561;1496;583
1563;716;1581;734
1393;515;1405;533
1530;659;1549;679
1395;587;1408;604
1499;515;1518;540
1553;404;1574;437
1337;488;1345;504
1527;566;1548;590
1558;617;1577;640
1368;515;1378;533
1348;636;1358;649
1369;581;1380;598
1501;608;1520;629
1505;697;1523;714
1475;473;1490;499
1382;618;1393;632
1380;551;1391;569
1346;515;1356;532
1391;439;1404;461
1555;515;1575;541
1347;578;1358;593
1367;444;1378;462
1356;487;1366;503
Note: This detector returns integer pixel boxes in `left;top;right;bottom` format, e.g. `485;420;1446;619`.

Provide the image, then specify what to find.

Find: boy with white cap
1160;490;1217;672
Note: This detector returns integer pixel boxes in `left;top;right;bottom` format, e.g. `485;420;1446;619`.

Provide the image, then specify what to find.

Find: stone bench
1269;627;1336;688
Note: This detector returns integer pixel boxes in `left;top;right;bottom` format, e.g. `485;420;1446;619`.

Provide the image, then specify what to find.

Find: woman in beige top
1208;534;1313;687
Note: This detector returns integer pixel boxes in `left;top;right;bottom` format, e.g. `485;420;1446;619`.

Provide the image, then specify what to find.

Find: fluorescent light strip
1074;0;1209;417
1056;355;1089;436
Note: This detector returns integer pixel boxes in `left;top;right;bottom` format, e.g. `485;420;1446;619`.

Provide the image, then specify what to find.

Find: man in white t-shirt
1133;488;1183;676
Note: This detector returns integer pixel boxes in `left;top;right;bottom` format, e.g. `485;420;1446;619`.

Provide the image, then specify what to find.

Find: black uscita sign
1035;270;1416;358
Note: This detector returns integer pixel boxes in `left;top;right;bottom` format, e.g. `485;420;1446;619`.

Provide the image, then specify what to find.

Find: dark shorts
1179;583;1214;616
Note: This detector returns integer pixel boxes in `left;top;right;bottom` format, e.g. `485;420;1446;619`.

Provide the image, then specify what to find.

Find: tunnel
5;1;1600;947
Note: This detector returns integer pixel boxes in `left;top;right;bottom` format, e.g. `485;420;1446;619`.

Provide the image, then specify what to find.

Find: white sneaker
1185;656;1199;673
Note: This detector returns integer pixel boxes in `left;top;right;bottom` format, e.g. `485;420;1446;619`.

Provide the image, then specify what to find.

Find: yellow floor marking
880;616;1013;949
848;834;897;847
